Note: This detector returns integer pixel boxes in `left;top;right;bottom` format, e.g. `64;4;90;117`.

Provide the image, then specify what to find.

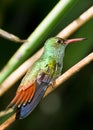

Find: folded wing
7;71;51;119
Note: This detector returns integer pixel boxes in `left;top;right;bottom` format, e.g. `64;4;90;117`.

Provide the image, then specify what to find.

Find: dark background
0;0;93;130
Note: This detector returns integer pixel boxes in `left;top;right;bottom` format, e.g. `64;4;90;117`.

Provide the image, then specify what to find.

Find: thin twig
0;114;16;130
57;6;93;38
0;29;26;43
0;109;13;117
0;6;93;97
0;52;93;130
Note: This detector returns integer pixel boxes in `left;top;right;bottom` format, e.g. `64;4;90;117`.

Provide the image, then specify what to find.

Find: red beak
64;38;86;45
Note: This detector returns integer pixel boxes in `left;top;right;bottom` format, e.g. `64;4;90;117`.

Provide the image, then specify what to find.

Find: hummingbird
7;37;85;119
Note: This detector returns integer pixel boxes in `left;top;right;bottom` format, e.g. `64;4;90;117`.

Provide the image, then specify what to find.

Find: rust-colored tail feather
7;83;36;109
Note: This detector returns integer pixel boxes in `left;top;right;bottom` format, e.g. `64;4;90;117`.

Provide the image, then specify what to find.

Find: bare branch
0;114;16;130
0;29;26;43
57;6;93;38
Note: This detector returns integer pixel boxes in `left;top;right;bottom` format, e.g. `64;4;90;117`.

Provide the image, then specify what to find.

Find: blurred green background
0;0;93;130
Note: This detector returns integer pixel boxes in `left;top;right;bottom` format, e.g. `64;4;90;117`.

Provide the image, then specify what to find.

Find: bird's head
43;37;86;59
45;37;86;47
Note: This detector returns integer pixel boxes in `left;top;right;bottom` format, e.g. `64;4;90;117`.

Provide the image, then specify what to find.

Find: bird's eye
56;39;63;44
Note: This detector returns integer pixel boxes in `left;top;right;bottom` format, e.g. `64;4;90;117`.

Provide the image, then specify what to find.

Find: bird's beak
64;38;86;45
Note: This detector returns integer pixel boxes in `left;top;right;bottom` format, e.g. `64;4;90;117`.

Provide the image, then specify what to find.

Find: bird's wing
7;70;52;119
19;81;49;119
19;70;52;119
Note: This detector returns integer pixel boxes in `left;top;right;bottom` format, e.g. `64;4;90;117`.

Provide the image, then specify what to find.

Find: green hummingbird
7;37;85;119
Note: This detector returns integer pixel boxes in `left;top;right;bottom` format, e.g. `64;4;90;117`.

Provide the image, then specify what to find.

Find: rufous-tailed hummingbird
7;37;85;119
